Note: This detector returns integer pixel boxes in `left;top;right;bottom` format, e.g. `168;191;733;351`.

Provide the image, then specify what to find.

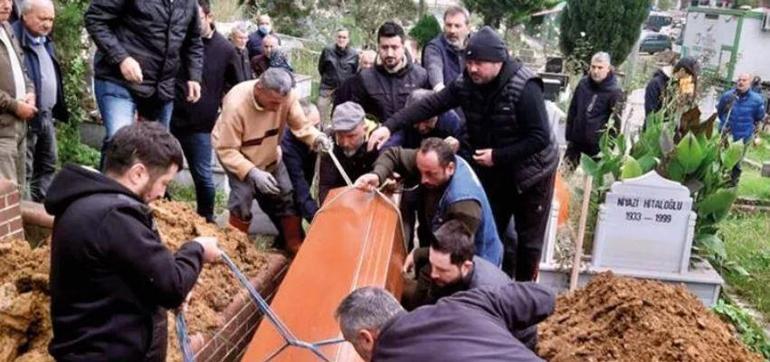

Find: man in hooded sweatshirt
45;122;221;361
564;52;624;169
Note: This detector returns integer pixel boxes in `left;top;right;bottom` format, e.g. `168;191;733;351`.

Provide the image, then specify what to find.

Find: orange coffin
242;188;406;362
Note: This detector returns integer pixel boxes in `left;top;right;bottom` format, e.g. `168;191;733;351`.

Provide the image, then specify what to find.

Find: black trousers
480;169;556;281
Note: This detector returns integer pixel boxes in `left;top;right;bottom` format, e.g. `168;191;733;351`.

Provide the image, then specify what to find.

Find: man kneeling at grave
401;219;539;351
212;68;332;255
354;137;503;266
335;283;555;361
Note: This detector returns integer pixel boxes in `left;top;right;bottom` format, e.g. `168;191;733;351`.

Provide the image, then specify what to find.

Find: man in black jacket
644;56;699;120
228;22;253;81
281;100;320;222
564;52;623;169
333;21;429;123
335;281;554;361
45;122;221;361
171;0;242;223
85;0;203;167
369;26;559;281
318;28;358;129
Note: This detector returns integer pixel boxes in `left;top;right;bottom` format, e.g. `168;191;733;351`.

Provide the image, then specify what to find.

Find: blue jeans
175;132;215;222
94;79;173;168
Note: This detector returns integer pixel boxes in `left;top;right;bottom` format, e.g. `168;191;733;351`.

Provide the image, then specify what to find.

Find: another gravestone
592;171;696;274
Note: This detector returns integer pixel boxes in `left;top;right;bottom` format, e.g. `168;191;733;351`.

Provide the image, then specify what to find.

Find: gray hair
336;28;349;34
406;89;435;107
444;5;470;24
229;22;248;37
591;52;611;65
21;0;53;14
258;68;293;96
335;287;403;339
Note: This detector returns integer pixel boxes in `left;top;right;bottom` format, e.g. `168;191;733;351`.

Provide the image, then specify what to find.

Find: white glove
247;168;280;195
313;133;333;153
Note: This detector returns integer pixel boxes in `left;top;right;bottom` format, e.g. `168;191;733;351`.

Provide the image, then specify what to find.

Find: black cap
465;26;508;63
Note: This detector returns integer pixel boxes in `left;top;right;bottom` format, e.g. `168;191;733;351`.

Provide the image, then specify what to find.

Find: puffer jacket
85;0;203;101
718;88;766;142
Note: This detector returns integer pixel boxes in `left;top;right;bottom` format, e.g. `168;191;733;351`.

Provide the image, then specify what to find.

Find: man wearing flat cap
368;26;558;281
318;101;378;204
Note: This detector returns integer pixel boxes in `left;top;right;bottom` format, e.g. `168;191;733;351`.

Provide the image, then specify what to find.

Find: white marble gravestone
592;171;697;274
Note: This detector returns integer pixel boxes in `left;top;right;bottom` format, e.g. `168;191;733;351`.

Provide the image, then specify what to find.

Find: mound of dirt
0;200;274;362
538;272;762;362
0;239;51;362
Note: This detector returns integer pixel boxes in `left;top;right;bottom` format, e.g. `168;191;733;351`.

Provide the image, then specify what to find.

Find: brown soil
0;200;272;362
538;272;763;362
0;239;52;362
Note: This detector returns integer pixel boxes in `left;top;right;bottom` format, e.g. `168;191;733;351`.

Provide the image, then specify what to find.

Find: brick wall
0;179;23;241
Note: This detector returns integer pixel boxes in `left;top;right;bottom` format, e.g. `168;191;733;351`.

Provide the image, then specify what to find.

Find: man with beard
367;26;558;281
564;52;624;169
333;21;429;122
318;101;378;204
45;122;221;361
401;220;540;351
355;137;502;266
423;6;470;92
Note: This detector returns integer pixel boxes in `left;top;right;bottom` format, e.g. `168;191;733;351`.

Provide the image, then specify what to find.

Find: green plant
560;0;650;72
53;0;100;169
712;298;770;359
462;0;559;29
409;14;441;49
578;96;744;270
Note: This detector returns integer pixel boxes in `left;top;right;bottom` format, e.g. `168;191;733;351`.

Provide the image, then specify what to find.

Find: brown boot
279;215;304;256
229;214;250;234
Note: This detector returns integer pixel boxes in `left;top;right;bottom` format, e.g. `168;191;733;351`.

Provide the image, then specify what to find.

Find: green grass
745;132;770;162
738;168;770;200
719;212;770;320
167;181;227;216
712;298;770;358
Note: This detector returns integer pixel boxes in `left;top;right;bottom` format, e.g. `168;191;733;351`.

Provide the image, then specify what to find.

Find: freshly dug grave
0;238;51;362
0;200;273;362
538;272;762;362
150;200;271;361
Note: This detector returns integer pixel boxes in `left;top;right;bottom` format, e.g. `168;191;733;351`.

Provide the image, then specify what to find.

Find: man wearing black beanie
369;26;558;281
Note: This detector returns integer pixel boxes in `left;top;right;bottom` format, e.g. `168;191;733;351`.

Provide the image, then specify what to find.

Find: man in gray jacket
0;0;35;190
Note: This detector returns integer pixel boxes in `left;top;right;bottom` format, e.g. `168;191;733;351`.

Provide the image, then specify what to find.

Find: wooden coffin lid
242;187;406;362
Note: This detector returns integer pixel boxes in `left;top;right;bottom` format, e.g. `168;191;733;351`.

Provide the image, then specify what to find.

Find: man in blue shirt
717;73;766;184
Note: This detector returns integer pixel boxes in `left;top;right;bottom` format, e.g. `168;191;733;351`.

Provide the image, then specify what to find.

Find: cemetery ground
715;131;770;354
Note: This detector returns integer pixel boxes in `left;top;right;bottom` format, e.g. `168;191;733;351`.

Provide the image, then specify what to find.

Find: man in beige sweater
212;68;331;254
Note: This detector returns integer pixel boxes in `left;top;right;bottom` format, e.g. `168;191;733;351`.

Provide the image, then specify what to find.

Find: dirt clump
0;238;52;362
538;272;762;362
0;200;273;362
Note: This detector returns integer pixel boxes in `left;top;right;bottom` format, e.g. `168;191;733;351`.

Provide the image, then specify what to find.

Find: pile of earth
0;238;51;362
0;200;272;362
538;272;762;361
